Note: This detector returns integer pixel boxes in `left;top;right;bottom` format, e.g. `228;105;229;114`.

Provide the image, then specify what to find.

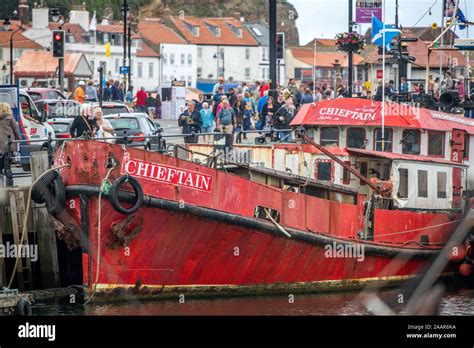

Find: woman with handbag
94;107;115;144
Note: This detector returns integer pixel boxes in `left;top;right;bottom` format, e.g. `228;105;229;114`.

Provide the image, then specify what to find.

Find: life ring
15;297;32;316
31;171;66;215
109;175;144;214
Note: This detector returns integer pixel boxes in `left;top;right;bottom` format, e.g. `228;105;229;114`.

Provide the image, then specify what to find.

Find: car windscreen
102;106;129;115
108;118;140;130
51;123;70;133
28;92;42;102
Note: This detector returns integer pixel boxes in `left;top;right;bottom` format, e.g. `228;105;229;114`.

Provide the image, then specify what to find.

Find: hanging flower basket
335;32;366;54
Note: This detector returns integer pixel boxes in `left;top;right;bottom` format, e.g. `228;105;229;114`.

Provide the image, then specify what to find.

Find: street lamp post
2;17;23;85
122;0;128;91
127;3;139;88
213;50;225;80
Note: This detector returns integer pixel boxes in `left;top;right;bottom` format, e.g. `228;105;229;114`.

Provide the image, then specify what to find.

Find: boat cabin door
450;129;464;208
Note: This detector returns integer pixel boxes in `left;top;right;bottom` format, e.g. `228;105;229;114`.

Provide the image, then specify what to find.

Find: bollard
47;132;53;168
4;135;14;187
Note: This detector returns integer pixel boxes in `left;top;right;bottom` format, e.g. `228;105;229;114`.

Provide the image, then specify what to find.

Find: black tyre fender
109;175;144;214
31;171;58;204
15;297;32;316
45;175;66;215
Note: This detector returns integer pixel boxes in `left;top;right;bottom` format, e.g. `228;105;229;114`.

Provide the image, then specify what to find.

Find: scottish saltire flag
371;15;401;51
448;0;468;30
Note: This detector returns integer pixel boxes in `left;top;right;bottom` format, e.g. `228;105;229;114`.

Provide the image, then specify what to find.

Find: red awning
291;98;474;134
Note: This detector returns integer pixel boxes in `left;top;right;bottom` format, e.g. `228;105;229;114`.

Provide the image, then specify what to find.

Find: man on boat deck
178;101;202;144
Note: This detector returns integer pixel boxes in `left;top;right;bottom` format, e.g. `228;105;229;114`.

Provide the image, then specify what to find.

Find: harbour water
32;287;474;316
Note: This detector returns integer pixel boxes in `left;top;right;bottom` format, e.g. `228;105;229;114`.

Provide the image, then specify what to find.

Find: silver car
104;113;163;151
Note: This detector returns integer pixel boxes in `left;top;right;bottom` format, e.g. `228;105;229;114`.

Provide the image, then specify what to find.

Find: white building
169;16;260;87
138;19;197;88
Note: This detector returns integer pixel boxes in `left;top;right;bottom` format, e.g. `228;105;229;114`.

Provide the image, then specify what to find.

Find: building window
180;76;185;82
245;68;250;78
148;62;154;78
374;128;393;152
418;170;428;198
0;48;3;60
163;75;168;82
245;48;250;60
163;53;168;65
170;53;175;65
14;49;23;60
320;127;339;147
463;133;469;159
237;28;243;37
180;53;185;65
347;128;365;149
137;62;143;78
115;59;119;74
187;54;192;66
316;160;332;181
197;47;202;59
193;26;200;36
402;129;421;155
262;46;269;61
437;172;447;198
187;76;192;87
398;168;408;198
197;67;202;78
428;131;445;156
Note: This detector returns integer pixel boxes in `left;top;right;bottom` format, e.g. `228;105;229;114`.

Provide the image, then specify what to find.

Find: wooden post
30;152;60;288
0;199;5;287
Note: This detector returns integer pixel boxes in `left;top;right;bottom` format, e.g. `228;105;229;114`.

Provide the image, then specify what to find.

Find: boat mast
382;0;386;151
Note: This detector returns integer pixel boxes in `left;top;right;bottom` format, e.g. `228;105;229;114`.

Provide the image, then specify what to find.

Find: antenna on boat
312;38;317;104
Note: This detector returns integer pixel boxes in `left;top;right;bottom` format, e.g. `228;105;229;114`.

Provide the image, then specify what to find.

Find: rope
84;166;114;305
7;163;71;289
374;219;461;238
263;208;291;238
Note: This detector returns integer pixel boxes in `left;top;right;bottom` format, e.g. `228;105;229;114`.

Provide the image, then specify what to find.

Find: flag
448;0;468;30
89;11;97;32
371;14;401;51
105;42;111;57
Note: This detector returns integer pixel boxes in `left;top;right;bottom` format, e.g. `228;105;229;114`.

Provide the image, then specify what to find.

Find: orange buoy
459;261;473;277
447;243;466;262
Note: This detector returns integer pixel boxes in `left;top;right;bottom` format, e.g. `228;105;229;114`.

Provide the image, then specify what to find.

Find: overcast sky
291;0;472;45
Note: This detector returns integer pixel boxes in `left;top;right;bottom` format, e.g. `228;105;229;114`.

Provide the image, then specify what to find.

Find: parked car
105;113;163;151
86;102;132;115
0;85;56;171
25;88;66;102
35;99;81;118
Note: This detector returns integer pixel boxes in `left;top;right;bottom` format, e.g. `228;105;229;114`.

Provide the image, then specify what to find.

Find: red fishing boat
39;98;474;301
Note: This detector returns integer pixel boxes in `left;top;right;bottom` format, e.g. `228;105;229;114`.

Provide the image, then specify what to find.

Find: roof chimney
32;7;49;29
18;0;30;25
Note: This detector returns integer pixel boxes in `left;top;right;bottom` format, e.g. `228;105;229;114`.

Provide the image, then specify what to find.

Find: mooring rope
84;166;114;305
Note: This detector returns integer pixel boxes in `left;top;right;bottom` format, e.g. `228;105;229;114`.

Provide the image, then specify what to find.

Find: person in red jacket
260;80;270;98
135;87;147;113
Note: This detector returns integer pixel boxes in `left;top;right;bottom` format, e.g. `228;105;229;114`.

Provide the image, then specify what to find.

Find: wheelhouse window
428;131;445;156
418;170;428;198
316;160;332;181
398;168;408;198
347;128;365;149
437;172;447;199
374;128;393;152
402;129;421;155
320;127;339;147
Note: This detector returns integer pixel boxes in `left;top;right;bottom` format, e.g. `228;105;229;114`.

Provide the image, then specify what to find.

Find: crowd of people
373;70;469;103
72;79;162;119
177;77;352;144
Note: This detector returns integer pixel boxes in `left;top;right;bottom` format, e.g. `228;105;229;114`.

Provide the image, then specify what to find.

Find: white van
0;85;56;171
